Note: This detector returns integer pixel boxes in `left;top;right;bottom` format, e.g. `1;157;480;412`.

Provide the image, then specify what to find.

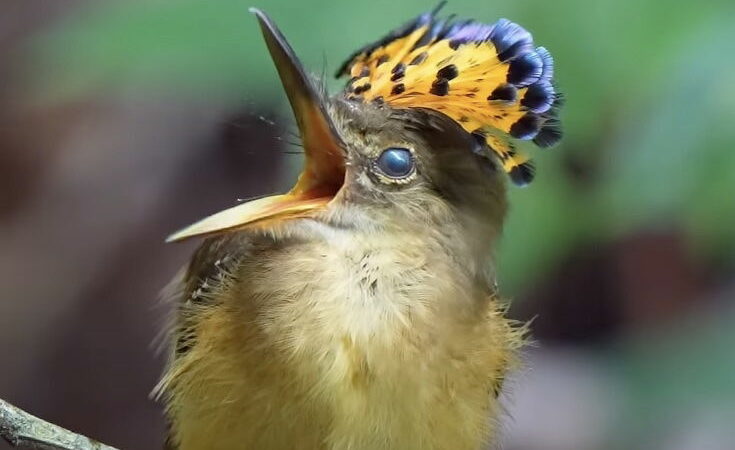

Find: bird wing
156;233;253;449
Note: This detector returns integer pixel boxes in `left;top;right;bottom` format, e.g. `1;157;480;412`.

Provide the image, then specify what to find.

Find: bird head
167;6;561;254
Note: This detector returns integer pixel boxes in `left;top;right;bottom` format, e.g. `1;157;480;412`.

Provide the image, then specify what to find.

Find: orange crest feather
336;3;562;186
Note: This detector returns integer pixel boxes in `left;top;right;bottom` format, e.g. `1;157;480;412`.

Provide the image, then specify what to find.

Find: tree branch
0;398;119;450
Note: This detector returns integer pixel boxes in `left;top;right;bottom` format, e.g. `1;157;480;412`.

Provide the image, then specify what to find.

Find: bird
155;3;562;450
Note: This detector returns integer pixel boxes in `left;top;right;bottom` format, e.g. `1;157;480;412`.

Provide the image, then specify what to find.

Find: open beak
167;9;346;242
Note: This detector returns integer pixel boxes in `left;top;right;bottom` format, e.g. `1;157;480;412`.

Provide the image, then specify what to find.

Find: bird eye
375;147;414;179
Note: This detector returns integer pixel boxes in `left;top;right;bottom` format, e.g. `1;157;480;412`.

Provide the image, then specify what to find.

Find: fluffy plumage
157;225;522;450
158;102;525;450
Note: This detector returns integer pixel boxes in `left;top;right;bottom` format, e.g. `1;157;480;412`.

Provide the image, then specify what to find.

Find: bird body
160;219;518;450
158;5;561;449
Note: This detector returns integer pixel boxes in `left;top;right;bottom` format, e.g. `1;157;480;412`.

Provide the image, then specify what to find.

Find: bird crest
336;2;562;186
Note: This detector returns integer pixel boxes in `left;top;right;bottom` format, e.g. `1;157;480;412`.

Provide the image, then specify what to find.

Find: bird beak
167;9;346;243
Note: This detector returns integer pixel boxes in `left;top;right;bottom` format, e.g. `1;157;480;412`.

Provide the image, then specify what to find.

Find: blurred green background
1;1;734;449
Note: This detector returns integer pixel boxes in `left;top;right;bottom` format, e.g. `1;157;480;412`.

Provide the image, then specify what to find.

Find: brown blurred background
1;1;734;449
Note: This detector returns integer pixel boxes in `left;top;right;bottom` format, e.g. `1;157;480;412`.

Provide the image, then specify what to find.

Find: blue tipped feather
336;4;564;186
522;80;555;114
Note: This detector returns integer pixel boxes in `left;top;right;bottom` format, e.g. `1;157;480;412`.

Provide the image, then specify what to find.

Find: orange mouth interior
166;8;348;243
166;120;345;243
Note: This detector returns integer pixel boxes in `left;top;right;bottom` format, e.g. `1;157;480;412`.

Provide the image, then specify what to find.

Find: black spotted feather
336;2;563;186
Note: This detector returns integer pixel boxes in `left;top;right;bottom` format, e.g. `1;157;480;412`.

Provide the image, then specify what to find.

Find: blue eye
376;147;414;178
